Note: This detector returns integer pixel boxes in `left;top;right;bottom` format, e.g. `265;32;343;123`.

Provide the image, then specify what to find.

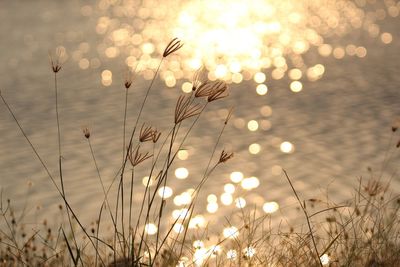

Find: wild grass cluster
1;38;400;267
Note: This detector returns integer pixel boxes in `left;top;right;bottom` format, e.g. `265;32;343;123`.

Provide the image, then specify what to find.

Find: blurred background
0;0;399;232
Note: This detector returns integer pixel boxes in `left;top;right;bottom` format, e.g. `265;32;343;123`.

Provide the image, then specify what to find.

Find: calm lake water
0;0;399;232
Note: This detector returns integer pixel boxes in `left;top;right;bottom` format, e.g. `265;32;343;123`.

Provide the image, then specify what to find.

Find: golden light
142;176;153;186
231;73;243;83
249;143;261;154
193;240;205;249
346;44;357;56
177;149;189;160
224;183;235;194
87;1;399;243
280;141;294;153
263;201;279;214
243;246;256;258
105;46;119;58
173;223;185;233
173;195;183;206
226;249;237;260
320;254;330;265
256;84;268;95
290;81;303;92
172;208;189;220
158;186;173;199
288;68;302;80
247;120;259;131
174;192;192;206
193;248;208;266
175;167;189;179
318;44;333;57
381;32;393;44
101;69;112;86
261;120;272;130
355;46;367;58
333;47;345;59
210;245;222;257
223;226;239;239
181;82;192;93
235;197;246;208
207;194;218;203
241;177;260;190
181;192;192;203
189;215;206;228
260;105;272;117
94;0;389;87
144;223;158;235
254;72;266;83
78;58;90;69
220;193;233;206
207;202;219;213
307;64;325;81
230;171;244;183
177;257;189;267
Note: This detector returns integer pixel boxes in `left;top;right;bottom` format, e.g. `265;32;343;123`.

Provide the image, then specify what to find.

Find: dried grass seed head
392;117;400;132
124;79;132;90
82;128;90;139
174;95;202;124
152;129;161;143
363;179;385;197
207;81;229;102
49;47;66;73
139;123;154;142
225;107;234;125
194;81;215;98
128;145;152;167
124;68;134;89
219;150;234;164
192;67;209;92
163;38;183;58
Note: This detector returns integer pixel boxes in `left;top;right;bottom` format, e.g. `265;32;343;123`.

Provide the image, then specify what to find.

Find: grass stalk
283;169;323;267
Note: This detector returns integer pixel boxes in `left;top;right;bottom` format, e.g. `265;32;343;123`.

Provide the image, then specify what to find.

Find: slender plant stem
155;125;176;252
119;59;163;263
121;58;164;181
121;173;126;259
54;72;80;258
55;73;62;159
87;137;121;267
95;202;105;267
175;115;228;259
87;138;117;232
282;169;323;267
128;168;135;263
141;104;209;259
123;88;128;165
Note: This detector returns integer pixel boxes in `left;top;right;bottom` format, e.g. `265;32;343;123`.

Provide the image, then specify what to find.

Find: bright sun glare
87;0;394;88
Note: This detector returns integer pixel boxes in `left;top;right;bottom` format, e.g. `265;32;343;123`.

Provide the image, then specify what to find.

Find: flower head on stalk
174;95;202;124
218;150;234;164
49;47;66;73
207;81;229;102
82;127;90;139
163;38;184;58
128;145;152;167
